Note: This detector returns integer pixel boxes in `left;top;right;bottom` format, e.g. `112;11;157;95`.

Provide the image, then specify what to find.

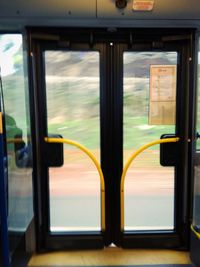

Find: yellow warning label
133;0;154;11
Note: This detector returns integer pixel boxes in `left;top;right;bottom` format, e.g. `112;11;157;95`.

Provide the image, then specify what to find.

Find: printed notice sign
133;0;154;11
149;65;177;125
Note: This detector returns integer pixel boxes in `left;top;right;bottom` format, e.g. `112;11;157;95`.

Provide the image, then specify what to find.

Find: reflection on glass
193;166;200;231
193;40;200;231
45;51;101;231
197;48;200;150
123;52;177;231
0;34;33;251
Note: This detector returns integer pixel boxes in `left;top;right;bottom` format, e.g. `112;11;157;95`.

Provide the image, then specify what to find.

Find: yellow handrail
120;137;180;231
0;112;3;134
44;137;106;231
191;224;200;240
7;138;25;144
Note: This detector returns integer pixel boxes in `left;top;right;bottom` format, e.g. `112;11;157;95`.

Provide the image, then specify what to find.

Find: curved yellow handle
7;138;24;144
45;137;105;231
191;224;200;240
120;137;180;231
0;112;3;134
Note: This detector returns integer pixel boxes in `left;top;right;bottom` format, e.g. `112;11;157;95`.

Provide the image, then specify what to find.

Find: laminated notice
149;65;177;125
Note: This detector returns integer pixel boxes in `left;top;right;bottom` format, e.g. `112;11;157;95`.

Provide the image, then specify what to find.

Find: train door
28;28;193;250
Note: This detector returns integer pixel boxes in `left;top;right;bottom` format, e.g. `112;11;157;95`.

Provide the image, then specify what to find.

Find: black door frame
27;27;195;251
190;31;200;266
118;39;191;248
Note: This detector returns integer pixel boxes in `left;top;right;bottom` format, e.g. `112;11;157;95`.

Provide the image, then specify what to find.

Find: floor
28;247;192;266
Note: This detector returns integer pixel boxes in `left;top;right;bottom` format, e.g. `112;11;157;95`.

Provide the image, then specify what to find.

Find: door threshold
28;247;191;266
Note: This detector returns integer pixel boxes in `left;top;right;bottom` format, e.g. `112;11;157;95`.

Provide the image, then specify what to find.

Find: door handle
160;134;180;166
45;134;64;167
120;137;180;231
44;136;106;231
191;224;200;240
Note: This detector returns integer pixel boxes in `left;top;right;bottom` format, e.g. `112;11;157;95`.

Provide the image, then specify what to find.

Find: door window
0;34;33;259
193;39;200;232
44;51;101;232
123;52;178;231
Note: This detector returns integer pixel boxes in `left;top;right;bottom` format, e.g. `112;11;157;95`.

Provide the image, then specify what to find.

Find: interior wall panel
1;0;200;30
0;0;96;18
97;0;200;20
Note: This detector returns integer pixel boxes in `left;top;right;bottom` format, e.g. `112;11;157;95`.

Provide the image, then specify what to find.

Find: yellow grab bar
7;138;25;144
0;112;3;134
44;137;106;231
120;137;180;231
191;224;200;240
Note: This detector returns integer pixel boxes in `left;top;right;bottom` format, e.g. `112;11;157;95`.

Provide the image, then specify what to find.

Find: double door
29;28;192;250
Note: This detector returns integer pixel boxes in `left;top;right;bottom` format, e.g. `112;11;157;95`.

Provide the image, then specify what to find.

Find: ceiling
0;0;200;29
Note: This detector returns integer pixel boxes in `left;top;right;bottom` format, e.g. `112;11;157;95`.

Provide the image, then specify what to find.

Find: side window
0;34;33;253
192;39;200;232
197;41;200;150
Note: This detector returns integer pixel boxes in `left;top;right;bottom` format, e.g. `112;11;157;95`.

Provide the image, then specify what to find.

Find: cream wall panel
0;0;96;18
97;0;200;19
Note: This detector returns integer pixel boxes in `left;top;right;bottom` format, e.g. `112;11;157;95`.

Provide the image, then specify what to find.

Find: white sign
150;65;176;102
149;65;177;125
133;0;154;11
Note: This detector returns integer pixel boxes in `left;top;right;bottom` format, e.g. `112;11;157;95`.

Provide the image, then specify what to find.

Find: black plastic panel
45;234;104;250
45;134;64;167
160;134;179;167
122;232;181;248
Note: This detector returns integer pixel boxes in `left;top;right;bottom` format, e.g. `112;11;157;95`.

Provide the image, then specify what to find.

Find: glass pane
193;39;200;232
197;42;200;150
123;52;177;231
0;35;33;252
193;165;200;231
45;51;101;232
